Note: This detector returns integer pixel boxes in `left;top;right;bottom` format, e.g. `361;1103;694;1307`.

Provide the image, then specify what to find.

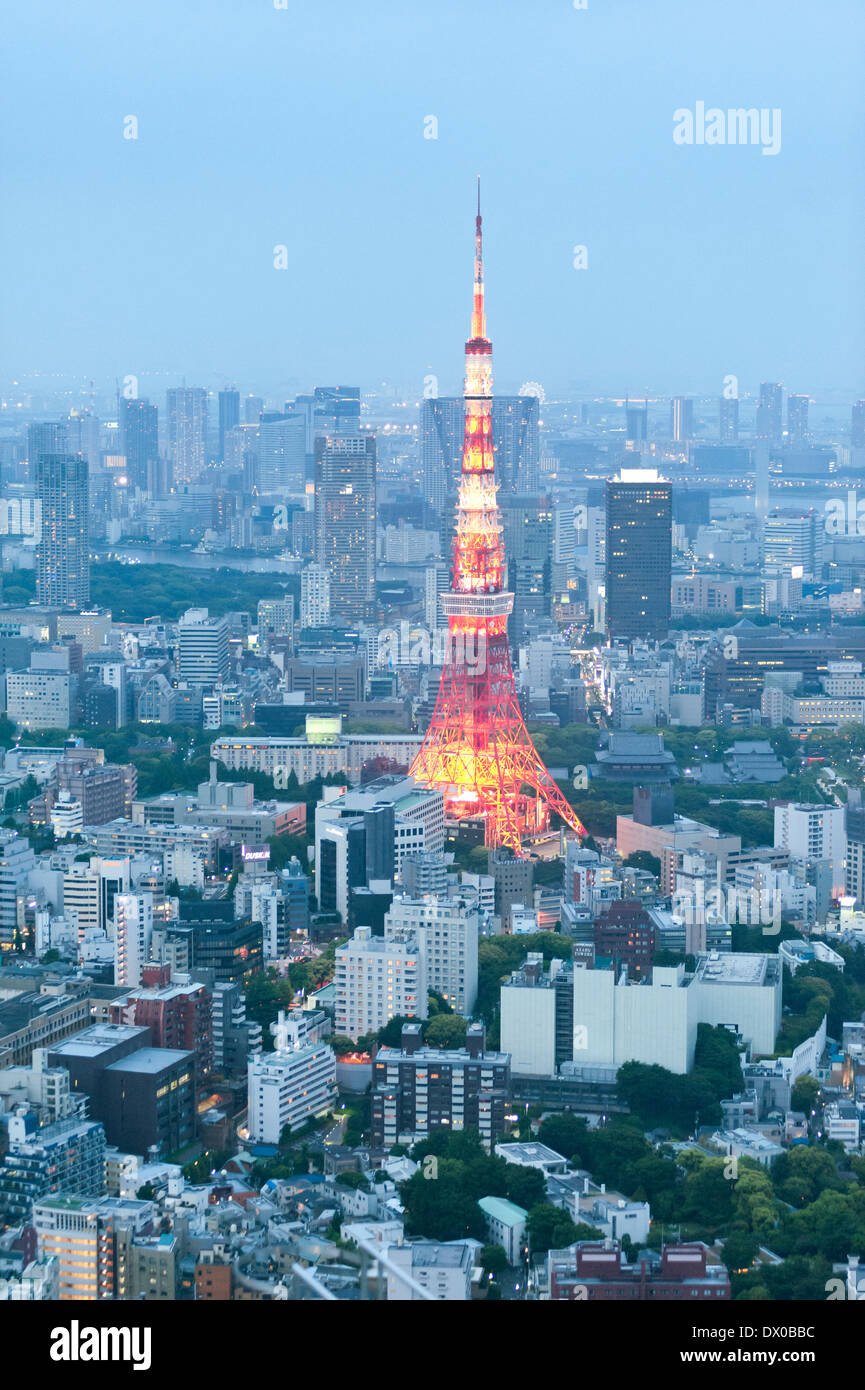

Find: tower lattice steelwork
409;186;586;854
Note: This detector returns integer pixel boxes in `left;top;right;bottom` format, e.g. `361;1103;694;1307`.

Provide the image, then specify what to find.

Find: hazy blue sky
2;0;863;400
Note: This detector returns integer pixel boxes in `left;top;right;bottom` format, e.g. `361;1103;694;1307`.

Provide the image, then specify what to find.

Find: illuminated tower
409;185;585;854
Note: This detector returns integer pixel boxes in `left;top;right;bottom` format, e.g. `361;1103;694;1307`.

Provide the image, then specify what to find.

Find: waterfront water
94;545;297;575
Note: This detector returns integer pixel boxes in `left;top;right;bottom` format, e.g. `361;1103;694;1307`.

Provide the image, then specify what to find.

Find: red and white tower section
409;186;586;854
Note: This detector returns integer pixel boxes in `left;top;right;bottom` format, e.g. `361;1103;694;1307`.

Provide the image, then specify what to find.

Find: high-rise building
300;562;331;629
334;925;427;1038
421;397;464;517
845;790;865;906
421;396;540;515
35;454;90;609
371;1021;510;1150
670;397;694;443
719;395;739;442
27;423;68;483
605;468;673;642
0;1114;107;1228
314;434;376;626
177;608;230;684
113;893;154;988
492;395;540;493
758;382;784;442
120;399;158;489
851;400;865;450
385;891;480;1014
34;1195;154;1301
762;510;821;578
625;401;648;444
246;1034;336;1144
774;802;846;898
217;388;240;461
167;387;208;484
786;394;809;446
257;412;306;495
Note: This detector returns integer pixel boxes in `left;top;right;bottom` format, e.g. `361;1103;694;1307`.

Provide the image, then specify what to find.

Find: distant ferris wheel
519;380;546;404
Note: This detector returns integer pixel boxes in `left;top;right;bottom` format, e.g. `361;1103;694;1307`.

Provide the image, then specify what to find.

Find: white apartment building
383;1241;474;1301
113;893;154;989
176;608;229;685
300;563;331;629
246;1041;336;1144
385;892;479;1014
774;802;847;897
334;926;427;1039
5;669;72;731
50;795;83;839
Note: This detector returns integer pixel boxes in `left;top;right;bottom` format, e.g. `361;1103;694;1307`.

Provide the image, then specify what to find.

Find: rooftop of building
495;1142;568;1167
693;952;780;987
49;1023;149;1057
404;1240;474;1269
374;1042;510;1066
104;1046;193;1074
478;1195;528;1226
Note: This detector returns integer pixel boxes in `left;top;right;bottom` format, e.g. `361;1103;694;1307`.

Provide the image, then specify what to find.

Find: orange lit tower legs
408;184;586;854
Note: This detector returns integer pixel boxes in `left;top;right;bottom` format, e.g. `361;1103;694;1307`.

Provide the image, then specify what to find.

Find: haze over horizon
2;0;864;401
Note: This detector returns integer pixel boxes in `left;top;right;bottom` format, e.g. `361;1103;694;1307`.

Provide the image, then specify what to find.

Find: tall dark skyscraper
36;454;90;609
120;398;158;489
605;468;673;642
670;397;694;442
759;382;784;442
422;397;464;516
786;393;809;446
719;395;739;442
492;395;540;493
314;433;376;626
852;400;865;450
421;395;539;515
167;387;208;484
218;388;240;461
27;422;68;483
625;400;648;444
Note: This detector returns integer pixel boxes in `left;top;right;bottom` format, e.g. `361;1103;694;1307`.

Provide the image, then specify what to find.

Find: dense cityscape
1;0;863;1360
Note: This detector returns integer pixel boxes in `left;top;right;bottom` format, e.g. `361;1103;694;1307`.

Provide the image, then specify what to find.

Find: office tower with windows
492;395;540;493
762;510;821;579
670;397;694;443
27;422;68;484
314;433;376;626
852;400;865;451
625;401;648;444
300;562;331;629
218;388;240;460
422;396;540;514
605;468;673;642
257;412;306;495
36;454;90;609
421;397;464;517
719;395;739;442
120;398;158;489
177;608;230;684
167;387;208;484
786;394;809;446
758;382;784;442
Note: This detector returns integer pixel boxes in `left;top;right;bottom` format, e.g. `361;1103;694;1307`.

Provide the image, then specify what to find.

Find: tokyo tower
408;183;586;854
